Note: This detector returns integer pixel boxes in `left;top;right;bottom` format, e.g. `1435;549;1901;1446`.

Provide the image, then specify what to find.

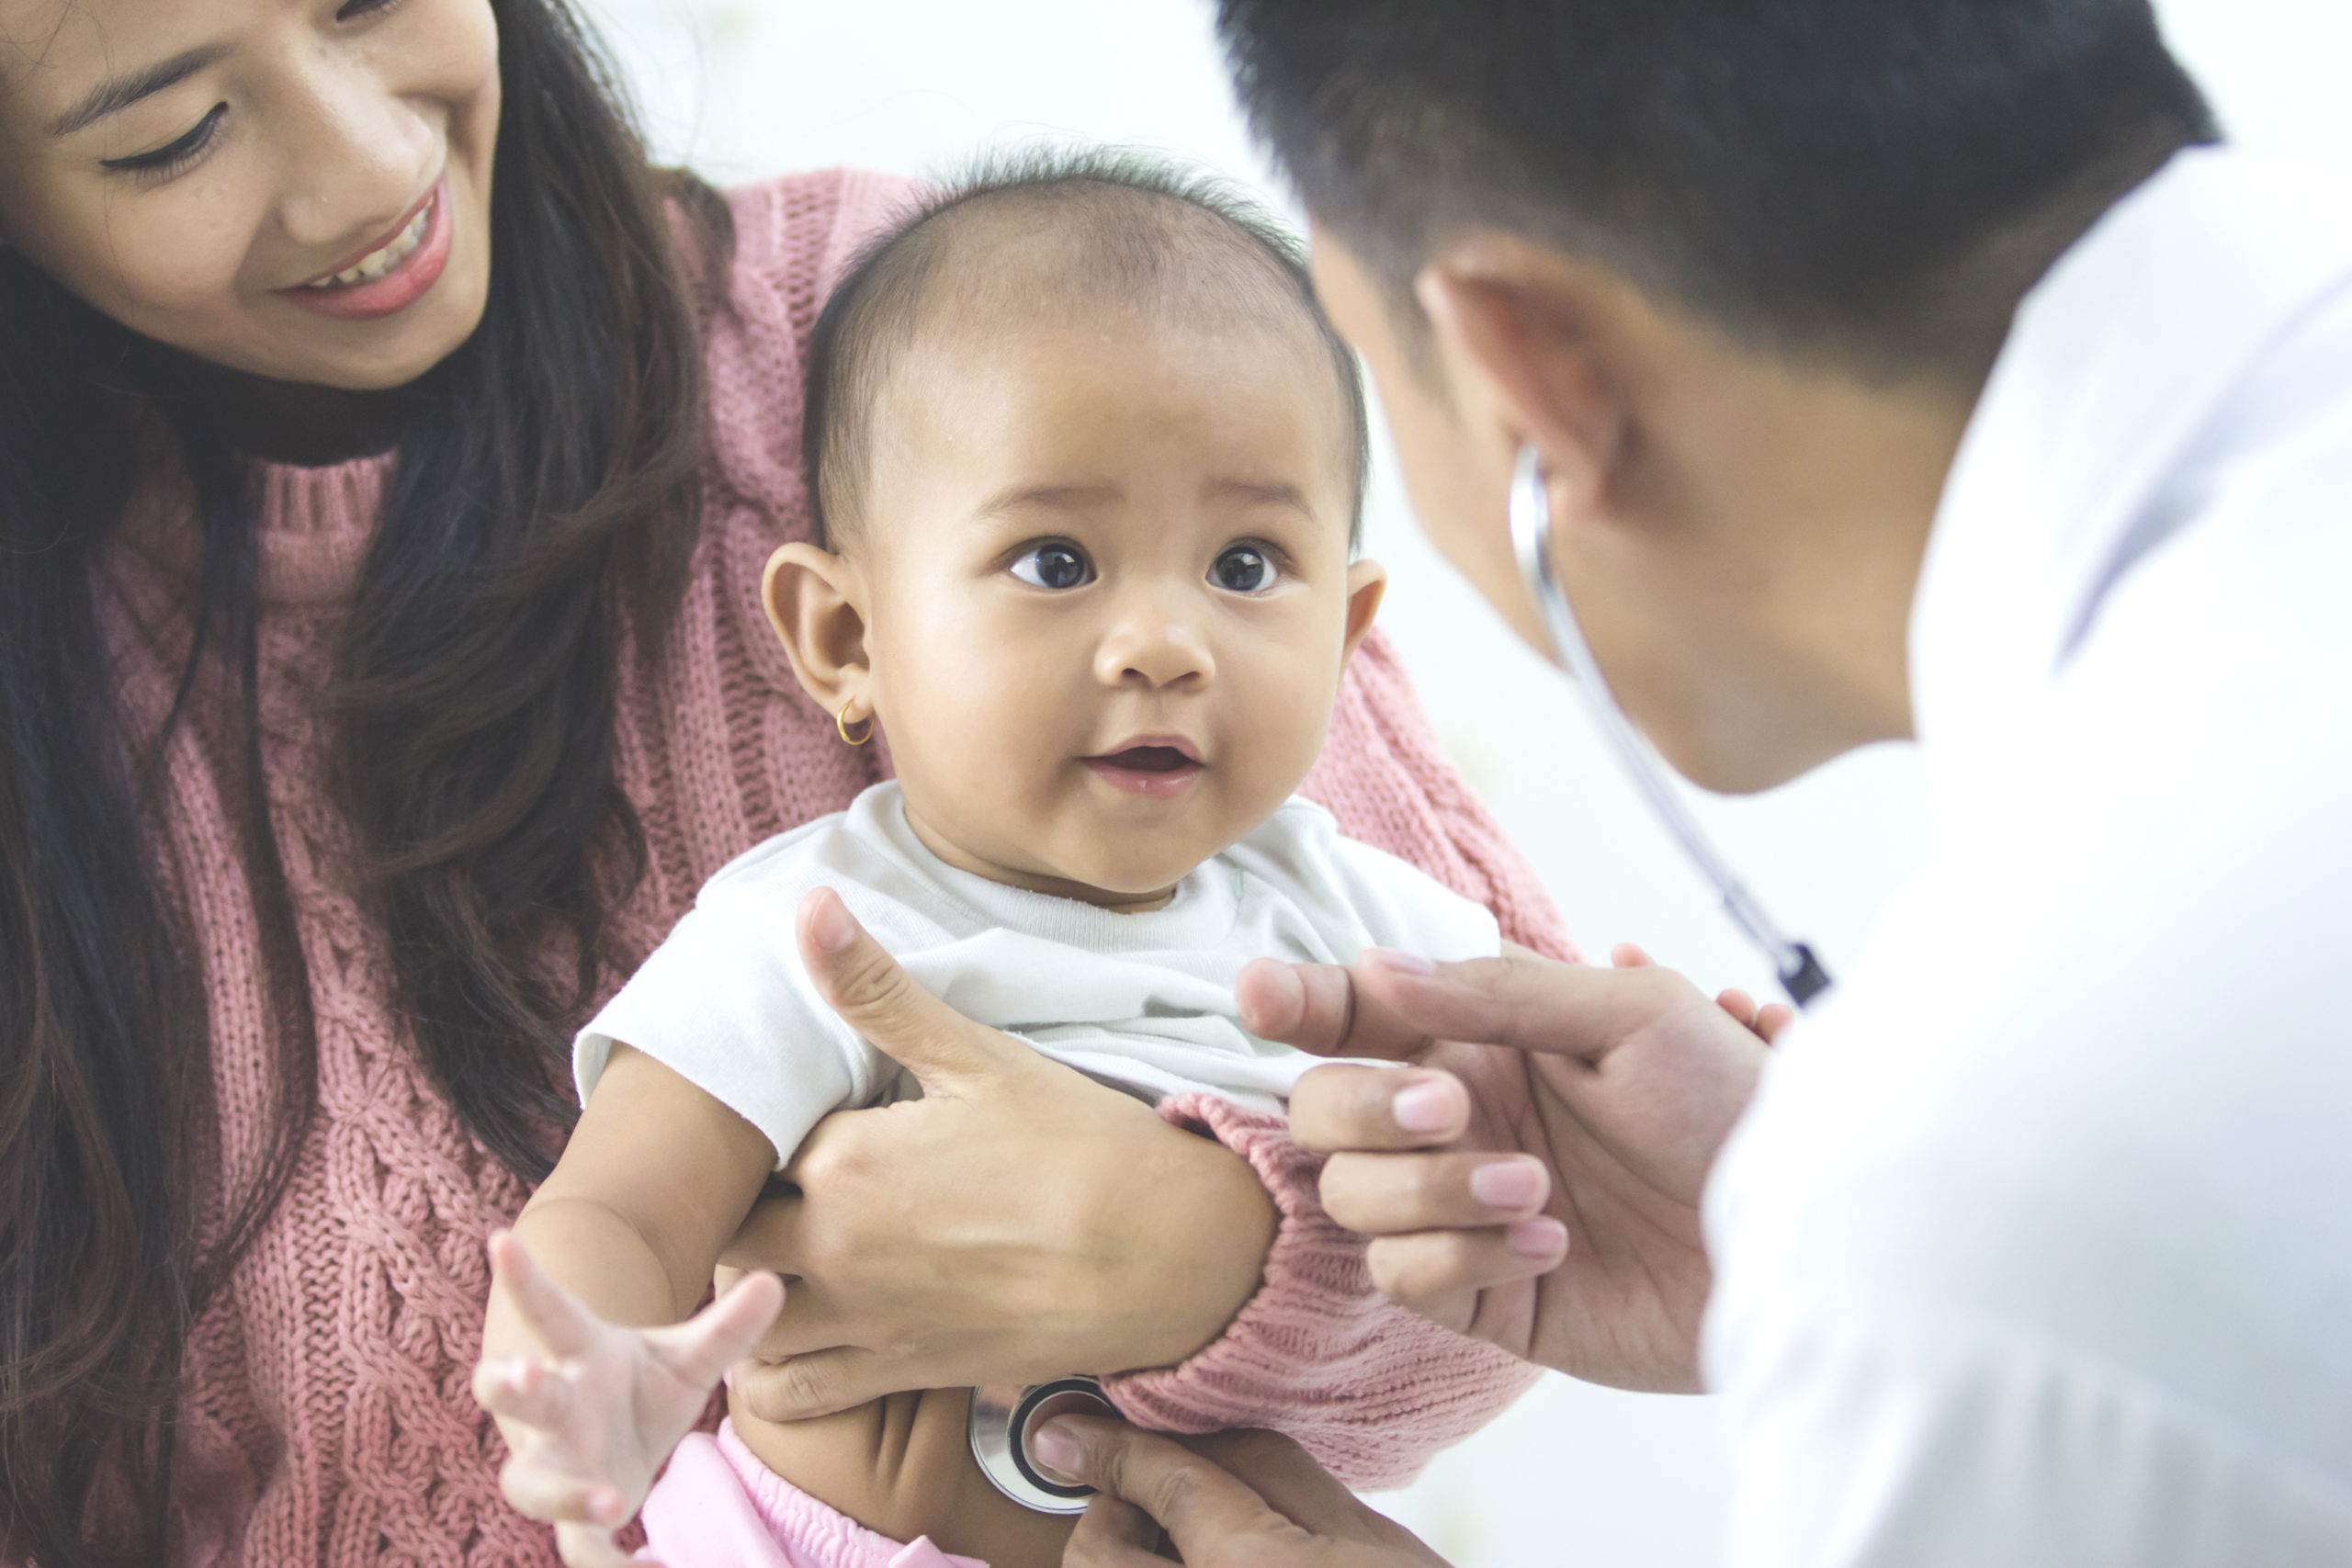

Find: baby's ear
762;543;871;715
1340;558;1389;663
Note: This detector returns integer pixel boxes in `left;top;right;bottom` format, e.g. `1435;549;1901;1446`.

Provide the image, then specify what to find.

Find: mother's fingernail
1508;1217;1569;1258
1028;1418;1084;1483
1469;1159;1544;1210
1365;947;1435;976
808;891;857;952
1392;1077;1461;1133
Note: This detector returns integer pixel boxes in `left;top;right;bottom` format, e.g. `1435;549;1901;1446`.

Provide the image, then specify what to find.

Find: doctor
1001;0;2352;1562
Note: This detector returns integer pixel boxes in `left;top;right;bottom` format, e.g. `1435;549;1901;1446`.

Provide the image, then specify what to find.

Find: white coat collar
1909;147;2352;818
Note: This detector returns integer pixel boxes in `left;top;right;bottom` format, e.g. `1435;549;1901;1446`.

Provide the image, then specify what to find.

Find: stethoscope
967;1377;1112;1513
1509;446;1834;1009
967;453;1834;1516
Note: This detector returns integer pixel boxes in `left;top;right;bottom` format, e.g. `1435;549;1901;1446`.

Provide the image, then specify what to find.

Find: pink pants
640;1422;989;1568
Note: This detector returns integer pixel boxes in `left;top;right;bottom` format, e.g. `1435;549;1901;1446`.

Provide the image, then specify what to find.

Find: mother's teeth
307;201;432;289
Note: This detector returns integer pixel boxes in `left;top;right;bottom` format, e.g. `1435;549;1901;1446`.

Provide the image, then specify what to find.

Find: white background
567;3;2352;1562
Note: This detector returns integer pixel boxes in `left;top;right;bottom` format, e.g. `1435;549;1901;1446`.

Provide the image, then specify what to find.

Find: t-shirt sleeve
1326;834;1504;963
574;889;888;1168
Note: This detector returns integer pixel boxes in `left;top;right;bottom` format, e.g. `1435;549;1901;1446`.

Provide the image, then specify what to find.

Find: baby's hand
1610;942;1798;1044
474;1231;784;1568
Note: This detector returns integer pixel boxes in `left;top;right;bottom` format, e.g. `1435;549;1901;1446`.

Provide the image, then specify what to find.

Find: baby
474;157;1506;1568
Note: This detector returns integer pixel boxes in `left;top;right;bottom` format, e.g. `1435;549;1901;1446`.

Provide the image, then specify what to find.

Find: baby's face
844;311;1379;907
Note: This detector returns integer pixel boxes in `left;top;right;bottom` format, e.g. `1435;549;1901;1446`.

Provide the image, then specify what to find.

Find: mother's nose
1093;596;1216;690
270;52;439;254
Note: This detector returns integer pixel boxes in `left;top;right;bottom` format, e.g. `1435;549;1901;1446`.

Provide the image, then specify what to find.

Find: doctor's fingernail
1028;1419;1085;1483
1392;1077;1463;1133
1470;1160;1545;1210
1366;948;1435;976
808;892;857;952
1508;1217;1569;1258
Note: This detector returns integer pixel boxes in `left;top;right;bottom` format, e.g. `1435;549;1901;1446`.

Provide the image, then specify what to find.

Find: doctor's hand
717;888;1278;1420
1246;943;1771;1392
1038;1417;1450;1568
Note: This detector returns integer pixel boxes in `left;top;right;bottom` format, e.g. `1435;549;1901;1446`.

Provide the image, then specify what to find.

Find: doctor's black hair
801;149;1371;550
1216;0;2218;378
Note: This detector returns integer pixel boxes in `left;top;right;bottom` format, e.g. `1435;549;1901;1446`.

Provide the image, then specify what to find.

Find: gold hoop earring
836;698;875;747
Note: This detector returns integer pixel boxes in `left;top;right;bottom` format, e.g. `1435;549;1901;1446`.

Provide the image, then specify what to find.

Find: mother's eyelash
102;105;226;181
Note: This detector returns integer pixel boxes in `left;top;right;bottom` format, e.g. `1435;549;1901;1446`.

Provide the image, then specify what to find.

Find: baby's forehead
892;190;1337;367
811;172;1369;549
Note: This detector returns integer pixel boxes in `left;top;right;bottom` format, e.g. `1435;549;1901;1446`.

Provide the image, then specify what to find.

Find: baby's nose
1095;605;1215;689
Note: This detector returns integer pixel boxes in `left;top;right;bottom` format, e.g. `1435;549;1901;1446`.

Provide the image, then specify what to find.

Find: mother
0;2;1562;1563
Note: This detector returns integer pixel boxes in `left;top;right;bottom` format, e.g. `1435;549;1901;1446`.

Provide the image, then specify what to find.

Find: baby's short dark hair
801;148;1372;551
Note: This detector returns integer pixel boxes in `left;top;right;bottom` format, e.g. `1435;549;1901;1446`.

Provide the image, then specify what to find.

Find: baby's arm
476;1045;783;1568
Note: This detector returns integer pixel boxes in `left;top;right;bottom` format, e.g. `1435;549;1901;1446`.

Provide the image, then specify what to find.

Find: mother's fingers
796;887;1026;1093
729;1344;891;1423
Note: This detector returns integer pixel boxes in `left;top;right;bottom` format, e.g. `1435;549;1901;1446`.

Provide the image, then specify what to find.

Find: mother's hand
716;888;1277;1421
1247;944;1772;1393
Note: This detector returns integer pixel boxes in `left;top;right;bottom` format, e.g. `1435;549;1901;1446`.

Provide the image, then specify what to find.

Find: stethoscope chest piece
967;1376;1112;1515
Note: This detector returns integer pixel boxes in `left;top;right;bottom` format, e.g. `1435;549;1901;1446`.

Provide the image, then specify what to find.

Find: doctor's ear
1416;244;1632;538
762;543;873;716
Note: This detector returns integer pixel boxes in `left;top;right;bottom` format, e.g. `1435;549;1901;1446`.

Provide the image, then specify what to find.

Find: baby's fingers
650;1270;785;1391
489;1231;604;1359
555;1519;643;1568
498;1450;628;1529
472;1355;573;1430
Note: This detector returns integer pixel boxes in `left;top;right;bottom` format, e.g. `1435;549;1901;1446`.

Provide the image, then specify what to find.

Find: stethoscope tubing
1508;446;1833;1009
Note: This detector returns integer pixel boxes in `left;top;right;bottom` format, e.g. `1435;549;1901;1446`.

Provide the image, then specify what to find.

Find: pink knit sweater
98;172;1561;1568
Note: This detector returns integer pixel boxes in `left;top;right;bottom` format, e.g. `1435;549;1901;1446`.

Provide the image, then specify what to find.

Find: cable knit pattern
1104;1095;1545;1491
84;169;1570;1568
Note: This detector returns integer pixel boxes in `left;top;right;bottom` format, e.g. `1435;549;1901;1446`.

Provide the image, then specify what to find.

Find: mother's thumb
797;886;1016;1087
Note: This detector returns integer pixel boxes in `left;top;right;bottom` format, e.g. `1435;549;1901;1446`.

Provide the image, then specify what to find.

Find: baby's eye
1009;542;1094;591
1210;544;1281;594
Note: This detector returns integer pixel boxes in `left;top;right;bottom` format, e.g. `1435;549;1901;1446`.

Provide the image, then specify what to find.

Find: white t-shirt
576;783;1499;1166
1704;149;2352;1564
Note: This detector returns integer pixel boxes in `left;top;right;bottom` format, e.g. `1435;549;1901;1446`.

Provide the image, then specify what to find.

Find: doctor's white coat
1705;148;2352;1565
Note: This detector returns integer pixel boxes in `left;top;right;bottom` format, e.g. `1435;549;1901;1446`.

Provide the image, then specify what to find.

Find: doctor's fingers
1251;949;1688;1067
1365;1225;1568;1321
1288;1063;1475;1154
1319;1149;1554;1233
795;886;1031;1092
1043;1417;1305;1567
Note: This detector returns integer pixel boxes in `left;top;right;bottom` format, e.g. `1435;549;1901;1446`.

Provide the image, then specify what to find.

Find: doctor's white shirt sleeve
1714;1295;2352;1567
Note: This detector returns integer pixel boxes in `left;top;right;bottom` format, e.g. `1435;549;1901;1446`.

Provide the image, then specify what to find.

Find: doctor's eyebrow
49;47;225;139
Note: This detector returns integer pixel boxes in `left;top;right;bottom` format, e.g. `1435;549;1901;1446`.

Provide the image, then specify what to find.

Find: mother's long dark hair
0;4;729;1562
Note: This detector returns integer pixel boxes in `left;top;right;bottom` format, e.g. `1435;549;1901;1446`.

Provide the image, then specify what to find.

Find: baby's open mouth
1099;746;1194;773
1082;741;1204;799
